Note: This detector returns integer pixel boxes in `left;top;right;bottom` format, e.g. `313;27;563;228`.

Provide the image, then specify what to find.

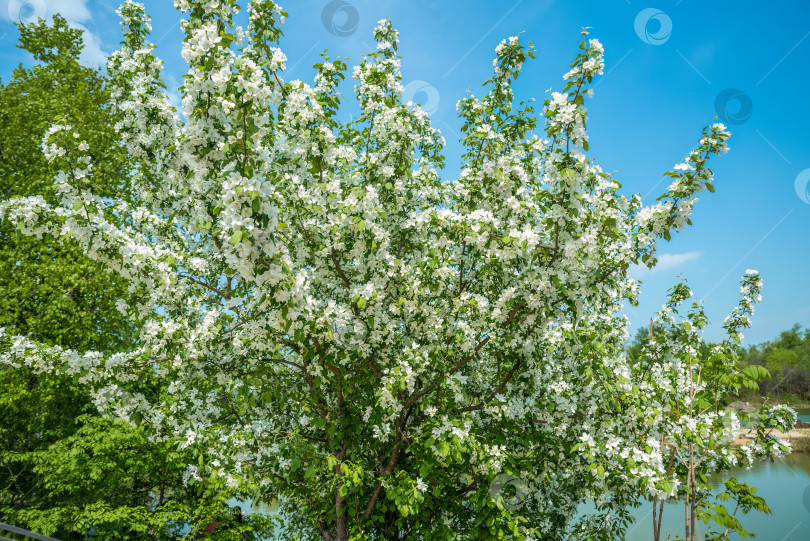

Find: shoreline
731;428;810;452
727;401;810;451
729;399;810;410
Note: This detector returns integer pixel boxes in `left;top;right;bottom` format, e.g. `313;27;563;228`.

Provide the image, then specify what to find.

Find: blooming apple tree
0;0;758;539
627;272;795;541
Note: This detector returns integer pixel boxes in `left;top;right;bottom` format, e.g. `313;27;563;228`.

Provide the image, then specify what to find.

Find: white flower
674;163;694;172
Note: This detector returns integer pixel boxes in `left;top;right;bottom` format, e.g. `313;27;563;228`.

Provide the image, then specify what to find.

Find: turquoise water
232;499;277;515
236;454;810;540
226;498;279;539
622;453;810;541
796;407;810;424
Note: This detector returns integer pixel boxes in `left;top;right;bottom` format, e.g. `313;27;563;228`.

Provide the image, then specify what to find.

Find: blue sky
1;0;808;345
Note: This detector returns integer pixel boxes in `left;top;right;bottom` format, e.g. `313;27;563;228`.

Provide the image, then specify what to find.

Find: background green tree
0;17;274;540
741;324;810;401
0;15;136;351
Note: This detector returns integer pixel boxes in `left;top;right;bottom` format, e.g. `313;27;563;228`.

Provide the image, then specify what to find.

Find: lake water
235;453;810;540
623;452;810;541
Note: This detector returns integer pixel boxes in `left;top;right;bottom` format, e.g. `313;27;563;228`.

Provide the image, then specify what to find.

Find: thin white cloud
46;0;92;23
630;251;703;279
71;21;106;67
